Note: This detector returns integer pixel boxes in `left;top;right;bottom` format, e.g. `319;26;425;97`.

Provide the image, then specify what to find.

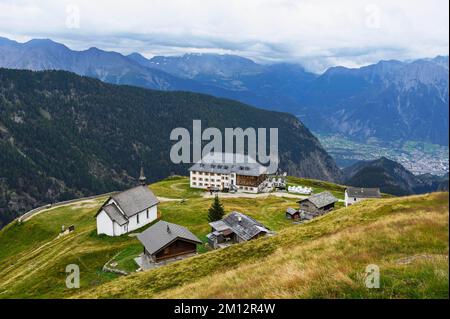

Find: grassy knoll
109;243;143;273
76;192;448;299
149;175;203;199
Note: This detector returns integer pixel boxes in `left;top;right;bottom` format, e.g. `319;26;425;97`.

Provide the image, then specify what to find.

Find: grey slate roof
299;191;338;209
210;211;269;241
137;221;202;255
346;187;381;198
103;203;128;226
286;207;298;216
188;152;268;177
111;186;159;217
209;220;231;232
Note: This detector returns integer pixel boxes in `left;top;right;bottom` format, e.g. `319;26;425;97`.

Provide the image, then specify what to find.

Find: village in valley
88;153;383;274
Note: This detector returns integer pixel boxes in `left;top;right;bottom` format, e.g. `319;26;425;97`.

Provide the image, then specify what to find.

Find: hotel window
193;182;197;186
137;214;140;224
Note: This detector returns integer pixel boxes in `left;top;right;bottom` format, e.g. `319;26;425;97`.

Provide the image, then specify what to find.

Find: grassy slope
0;176;446;299
0;177;300;298
148;175;203;199
76;192;449;299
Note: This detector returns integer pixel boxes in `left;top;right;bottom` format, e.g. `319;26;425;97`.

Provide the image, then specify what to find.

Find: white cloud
0;0;448;72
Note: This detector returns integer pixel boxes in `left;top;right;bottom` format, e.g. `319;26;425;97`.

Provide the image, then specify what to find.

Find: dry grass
75;192;449;299
155;211;448;299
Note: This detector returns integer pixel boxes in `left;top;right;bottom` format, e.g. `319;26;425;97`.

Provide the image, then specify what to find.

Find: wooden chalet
137;221;201;263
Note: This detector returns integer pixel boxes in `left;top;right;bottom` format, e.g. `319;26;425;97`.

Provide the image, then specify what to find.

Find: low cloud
0;0;448;72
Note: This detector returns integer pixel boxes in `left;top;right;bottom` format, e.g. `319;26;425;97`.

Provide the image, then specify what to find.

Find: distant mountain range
299;57;449;146
1;37;447;146
0;68;341;228
343;157;449;196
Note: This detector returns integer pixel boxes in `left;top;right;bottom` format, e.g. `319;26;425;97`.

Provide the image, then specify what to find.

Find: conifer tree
208;195;225;222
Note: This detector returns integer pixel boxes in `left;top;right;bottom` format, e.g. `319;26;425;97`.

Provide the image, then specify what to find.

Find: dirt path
22;198;102;222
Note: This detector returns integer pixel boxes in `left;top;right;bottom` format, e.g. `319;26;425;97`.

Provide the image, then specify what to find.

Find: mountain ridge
1;37;447;147
343;157;449;196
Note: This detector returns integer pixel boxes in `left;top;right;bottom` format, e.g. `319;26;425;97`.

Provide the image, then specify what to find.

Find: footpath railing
16;191;119;223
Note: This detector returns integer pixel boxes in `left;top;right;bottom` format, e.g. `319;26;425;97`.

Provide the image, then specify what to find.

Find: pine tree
208;195;225;222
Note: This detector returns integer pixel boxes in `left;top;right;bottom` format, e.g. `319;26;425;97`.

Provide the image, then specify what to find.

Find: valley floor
317;134;449;176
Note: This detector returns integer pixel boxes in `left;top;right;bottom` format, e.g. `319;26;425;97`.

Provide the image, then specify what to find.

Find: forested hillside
0;68;341;227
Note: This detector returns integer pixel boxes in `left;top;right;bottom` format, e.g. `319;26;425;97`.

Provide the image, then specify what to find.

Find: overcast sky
0;0;448;72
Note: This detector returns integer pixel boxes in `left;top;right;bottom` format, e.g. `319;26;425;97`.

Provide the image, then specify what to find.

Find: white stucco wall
190;171;227;190
96;204;158;236
236;185;259;193
127;205;158;232
191;170;258;192
345;192;369;207
96;210;115;236
191;172;261;193
113;221;128;236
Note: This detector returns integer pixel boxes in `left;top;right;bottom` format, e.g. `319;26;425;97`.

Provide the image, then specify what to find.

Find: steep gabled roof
298;191;338;209
102;203;128;226
346;187;381;198
210;211;269;241
137;221;201;255
111;186;159;217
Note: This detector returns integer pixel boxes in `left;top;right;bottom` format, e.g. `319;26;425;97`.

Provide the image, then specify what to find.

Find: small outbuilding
345;187;381;207
297;191;338;216
286;207;300;220
137;221;202;263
